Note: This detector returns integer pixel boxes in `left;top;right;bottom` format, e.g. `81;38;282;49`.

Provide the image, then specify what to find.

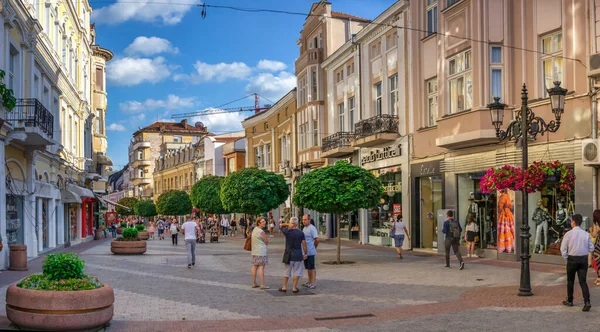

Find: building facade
153;143;199;200
1;0;110;269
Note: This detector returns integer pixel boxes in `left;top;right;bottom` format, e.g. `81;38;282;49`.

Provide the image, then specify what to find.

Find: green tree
293;161;383;264
115;197;139;216
156;190;192;216
0;70;17;111
220;167;289;216
134;200;157;218
190;176;227;214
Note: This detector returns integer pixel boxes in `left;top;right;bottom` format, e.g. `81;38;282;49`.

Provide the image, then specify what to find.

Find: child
148;222;156;240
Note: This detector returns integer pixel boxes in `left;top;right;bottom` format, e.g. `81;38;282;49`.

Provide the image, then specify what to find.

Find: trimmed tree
134;200;157;219
190;176;227;214
115;197;139;216
156;190;192;216
293;161;383;264
220;167;289;216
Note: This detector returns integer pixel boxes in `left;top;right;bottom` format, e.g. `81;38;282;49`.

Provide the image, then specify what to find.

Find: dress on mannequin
532;200;552;253
497;190;515;253
551;202;568;242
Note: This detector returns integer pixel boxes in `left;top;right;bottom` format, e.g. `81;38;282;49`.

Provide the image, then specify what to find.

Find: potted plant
110;228;146;255
479;165;524;194
5;253;114;331
116;221;126;235
523;160;575;193
136;224;149;240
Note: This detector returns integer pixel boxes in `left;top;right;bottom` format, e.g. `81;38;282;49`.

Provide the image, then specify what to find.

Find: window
370;41;382;58
389;75;398;116
318;32;322;48
44;5;50;34
338;102;345;132
374;82;383;116
8;46;17;91
53;20;58;53
448;0;459;6
490;46;503;100
73;120;77;152
541;32;563;97
138;151;143;160
348;97;355;132
254;147;260;166
313;120;319;147
299;125;304;150
265;144;271;167
311;70;318;100
173;135;182;142
62;44;67;66
258;146;264;167
427;0;438;35
95;110;101;134
447;50;472;113
252;127;256;134
264;122;269;130
386;31;398;50
426;78;438;127
336;69;344;83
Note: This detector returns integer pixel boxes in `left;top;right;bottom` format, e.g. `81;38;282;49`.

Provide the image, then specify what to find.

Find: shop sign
393;204;402;218
361;143;402;165
411;160;441;177
383;182;402;193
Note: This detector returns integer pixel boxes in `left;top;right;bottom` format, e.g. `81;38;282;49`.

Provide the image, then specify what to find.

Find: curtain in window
491;47;502;63
491;69;502;99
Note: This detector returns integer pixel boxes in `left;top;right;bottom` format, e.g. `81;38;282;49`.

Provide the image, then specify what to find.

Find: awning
97;154;113;166
94;194;132;212
61;189;82;204
67;184;95;198
85;173;108;182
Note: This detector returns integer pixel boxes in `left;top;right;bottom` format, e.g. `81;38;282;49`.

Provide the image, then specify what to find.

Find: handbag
282;250;291;264
390;225;396;238
243;237;252;251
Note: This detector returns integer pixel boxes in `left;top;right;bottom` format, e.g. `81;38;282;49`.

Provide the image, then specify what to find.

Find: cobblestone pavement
0;235;599;331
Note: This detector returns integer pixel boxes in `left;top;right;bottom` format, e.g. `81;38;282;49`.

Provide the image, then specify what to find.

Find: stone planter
116;228;123;235
138;231;149;240
94;229;104;240
8;244;27;271
110;240;146;255
6;283;114;331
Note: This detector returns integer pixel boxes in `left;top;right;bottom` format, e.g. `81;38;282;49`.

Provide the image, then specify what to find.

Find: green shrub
17;274;102;291
42;253;85;281
120;221;127;227
122;228;138;239
135;224;145;231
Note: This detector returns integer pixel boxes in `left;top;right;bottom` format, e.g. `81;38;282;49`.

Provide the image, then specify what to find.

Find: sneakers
187;264;192;269
562;300;573;307
307;284;316;289
583;302;591;312
459;262;465;270
302;283;309;287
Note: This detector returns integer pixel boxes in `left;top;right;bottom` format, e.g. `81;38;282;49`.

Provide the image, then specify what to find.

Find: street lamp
487;82;567;297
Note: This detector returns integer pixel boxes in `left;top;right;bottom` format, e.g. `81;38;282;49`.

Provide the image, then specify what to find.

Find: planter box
6;283;114;331
110;240;146;255
138;231;149;240
116;228;123;235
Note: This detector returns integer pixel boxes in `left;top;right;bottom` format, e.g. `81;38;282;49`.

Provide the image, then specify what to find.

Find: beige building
128;120;207;199
153;143;199;201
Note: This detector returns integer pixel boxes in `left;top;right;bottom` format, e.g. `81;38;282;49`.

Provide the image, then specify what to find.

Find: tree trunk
336;214;341;264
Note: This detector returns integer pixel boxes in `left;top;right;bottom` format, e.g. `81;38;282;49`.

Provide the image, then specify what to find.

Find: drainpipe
592;89;598;211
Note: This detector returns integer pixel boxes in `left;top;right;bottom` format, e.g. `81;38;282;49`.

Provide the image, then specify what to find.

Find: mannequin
497;189;515;253
532;199;552;253
466;196;479;225
550;201;568;242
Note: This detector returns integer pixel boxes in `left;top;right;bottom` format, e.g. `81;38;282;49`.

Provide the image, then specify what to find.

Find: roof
213;136;243;143
331;11;371;23
134;121;208;135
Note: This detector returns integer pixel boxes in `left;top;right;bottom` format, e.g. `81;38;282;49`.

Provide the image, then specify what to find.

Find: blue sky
91;0;395;169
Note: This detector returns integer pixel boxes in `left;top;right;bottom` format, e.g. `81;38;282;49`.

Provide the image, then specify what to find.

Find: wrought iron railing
6;98;54;138
354;114;399;140
322;132;355;152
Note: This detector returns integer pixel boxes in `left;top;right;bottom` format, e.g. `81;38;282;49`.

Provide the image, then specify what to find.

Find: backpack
448;219;461;240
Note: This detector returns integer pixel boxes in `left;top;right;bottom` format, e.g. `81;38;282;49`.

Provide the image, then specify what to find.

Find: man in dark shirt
442;210;464;270
279;217;308;293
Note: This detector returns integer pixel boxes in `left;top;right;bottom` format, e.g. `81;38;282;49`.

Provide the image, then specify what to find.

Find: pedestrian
165;218;172;237
181;214;200;268
442;210;464;270
391;214;410;260
157;218;165;240
279;217;308;293
231;217;237;237
221;215;230;237
269;217;275;237
148;221;156;240
110;223;116;238
465;216;479;258
240;216;247;238
251;217;270;289
301;214;319;289
170;221;179;246
561;214;594;311
592;210;600;286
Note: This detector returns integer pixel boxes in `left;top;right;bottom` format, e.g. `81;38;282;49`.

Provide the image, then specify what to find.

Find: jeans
567;255;590;303
222;226;229;236
172;234;178;245
110;229;116;238
444;238;463;266
186;239;196;265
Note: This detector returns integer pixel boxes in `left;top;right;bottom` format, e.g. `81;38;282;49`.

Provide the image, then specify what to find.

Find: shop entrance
414;176;442;249
458;173;499;250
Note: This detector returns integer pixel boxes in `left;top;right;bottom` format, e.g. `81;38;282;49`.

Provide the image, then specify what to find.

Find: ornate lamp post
487;82;567;296
293;163;312;218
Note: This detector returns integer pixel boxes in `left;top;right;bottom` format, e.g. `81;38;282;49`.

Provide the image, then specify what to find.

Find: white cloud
108;57;172;86
256;60;287;72
124;37;179;56
245;72;297;101
107;123;127;132
120;95;196;113
92;0;201;25
178;61;252;83
191;110;246;133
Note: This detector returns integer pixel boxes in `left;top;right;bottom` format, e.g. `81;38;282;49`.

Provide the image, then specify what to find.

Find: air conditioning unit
588;53;600;78
582;139;600;166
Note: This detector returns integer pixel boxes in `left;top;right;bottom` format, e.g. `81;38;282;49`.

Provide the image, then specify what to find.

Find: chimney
181;119;188;127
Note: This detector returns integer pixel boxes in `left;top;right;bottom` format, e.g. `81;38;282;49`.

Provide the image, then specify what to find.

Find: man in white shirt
560;214;594;311
181;215;199;268
302;215;319;289
221;216;230;237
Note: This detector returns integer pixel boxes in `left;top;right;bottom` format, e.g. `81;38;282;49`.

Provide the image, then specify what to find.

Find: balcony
131;158;153;168
435;108;509;149
131;176;152;186
132;140;151;151
352;114;399;147
93;90;107;110
279;160;292;178
5;98;55;146
295;48;323;73
321;132;355;158
161;141;188;153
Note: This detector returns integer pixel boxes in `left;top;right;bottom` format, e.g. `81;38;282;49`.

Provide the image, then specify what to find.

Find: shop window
447;50;472;113
369;170;402;246
6;195;24;245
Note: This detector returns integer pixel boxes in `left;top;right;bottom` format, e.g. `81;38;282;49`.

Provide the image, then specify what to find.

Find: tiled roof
214;136;243;143
331;11;370;23
138;121;207;133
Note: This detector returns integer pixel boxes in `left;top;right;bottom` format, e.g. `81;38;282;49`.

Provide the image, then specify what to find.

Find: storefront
359;137;410;247
6;195;24;245
410;160;443;250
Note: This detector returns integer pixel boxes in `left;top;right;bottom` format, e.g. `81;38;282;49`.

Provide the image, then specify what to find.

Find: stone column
56;202;64;246
359;208;369;245
24;151;37;258
36;198;43;253
48;197;56;248
0;137;8;269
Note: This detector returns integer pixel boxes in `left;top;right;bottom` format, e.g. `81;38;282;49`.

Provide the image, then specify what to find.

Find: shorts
158;229;164;235
304;255;316;270
283;261;304;277
466;231;477;242
394;234;405;247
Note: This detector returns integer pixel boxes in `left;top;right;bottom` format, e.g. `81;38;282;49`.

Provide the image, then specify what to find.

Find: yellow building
0;0;109;268
128;120;208;199
152;143;199;201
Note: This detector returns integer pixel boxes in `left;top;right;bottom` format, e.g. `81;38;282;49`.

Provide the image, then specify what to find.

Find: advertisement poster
393;204;402;219
106;212;117;226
